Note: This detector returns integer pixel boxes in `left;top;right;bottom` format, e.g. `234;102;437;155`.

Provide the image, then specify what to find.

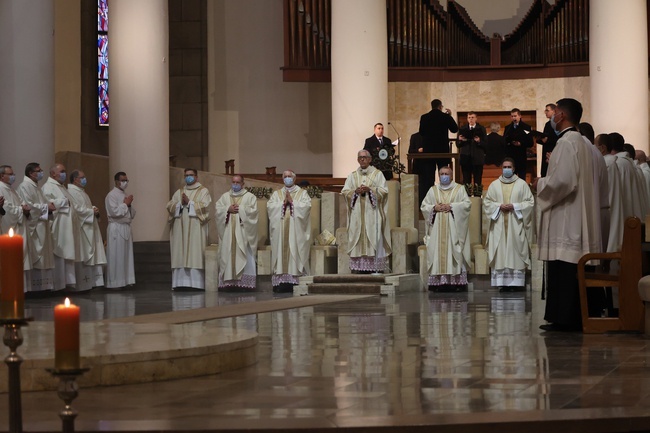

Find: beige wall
207;0;333;175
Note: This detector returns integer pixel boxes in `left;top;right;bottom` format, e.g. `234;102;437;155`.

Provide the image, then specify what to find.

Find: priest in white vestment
484;158;534;291
215;175;258;290
535;98;601;332
267;170;311;292
167;168;211;290
635;150;650;198
68;170;107;289
596;134;624;252
421;166;471;291
42;164;80;290
105;172;136;289
341;150;392;273
17;162;56;292
609;133;647;220
0;165;33;291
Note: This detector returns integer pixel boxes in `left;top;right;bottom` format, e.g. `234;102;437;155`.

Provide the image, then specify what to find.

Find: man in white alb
105;171;136;289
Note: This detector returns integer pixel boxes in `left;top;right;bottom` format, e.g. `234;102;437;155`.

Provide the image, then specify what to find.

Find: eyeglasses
358;156;371;160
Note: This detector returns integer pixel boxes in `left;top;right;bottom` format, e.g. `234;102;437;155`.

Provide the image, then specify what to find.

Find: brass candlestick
46;368;90;433
1;317;32;433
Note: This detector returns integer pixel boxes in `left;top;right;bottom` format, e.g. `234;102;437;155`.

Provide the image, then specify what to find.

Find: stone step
312;274;387;284
133;241;170;255
307;283;383;295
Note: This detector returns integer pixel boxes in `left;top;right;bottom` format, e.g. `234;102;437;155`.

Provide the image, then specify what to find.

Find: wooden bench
577;217;644;333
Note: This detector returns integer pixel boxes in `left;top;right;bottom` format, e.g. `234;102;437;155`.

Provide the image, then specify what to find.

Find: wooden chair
577;217;644;333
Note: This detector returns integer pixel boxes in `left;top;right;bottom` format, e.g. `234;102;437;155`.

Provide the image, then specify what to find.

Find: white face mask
439;174;451;185
283;177;294;187
120;180;128;190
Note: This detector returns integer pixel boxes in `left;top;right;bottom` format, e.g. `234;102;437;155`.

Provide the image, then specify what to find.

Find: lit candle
54;298;80;370
0;228;24;319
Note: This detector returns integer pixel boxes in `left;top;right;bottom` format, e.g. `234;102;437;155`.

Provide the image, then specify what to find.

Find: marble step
296;273;423;296
312;274;387;284
307;283;383;295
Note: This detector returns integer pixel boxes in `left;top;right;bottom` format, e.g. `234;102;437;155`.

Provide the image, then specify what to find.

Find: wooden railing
282;0;589;81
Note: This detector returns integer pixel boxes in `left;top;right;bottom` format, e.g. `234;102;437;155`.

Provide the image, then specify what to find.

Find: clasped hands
284;190;293;205
181;193;189;206
228;204;240;214
500;203;515;212
355;185;371;195
434;203;452;213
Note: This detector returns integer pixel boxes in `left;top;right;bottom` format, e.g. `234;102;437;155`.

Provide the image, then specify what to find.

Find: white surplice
341;166;392;272
420;182;471;286
603;154;625;252
105;187;136;288
267;186;311;286
167;182;212;289
484;175;535;287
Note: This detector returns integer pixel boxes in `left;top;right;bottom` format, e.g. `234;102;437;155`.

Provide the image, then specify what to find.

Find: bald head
636;150;648;164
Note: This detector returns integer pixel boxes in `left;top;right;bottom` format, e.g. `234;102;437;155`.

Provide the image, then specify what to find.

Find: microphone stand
388;122;401;180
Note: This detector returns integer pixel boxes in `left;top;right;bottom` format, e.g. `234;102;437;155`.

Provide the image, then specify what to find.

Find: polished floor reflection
6;277;650;432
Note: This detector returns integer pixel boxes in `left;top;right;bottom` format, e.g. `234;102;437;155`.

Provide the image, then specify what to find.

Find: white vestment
267;186;311;286
603;154;625;252
584;138;610;254
42;177;80;289
537;129;601;263
17;178;55;292
484;176;534;287
0;181;33;291
341;166;392;272
68;184;107;289
420;182;471;286
167;182;212;289
105;187;136;288
215;189;258;289
639;162;650;198
614;152;647;220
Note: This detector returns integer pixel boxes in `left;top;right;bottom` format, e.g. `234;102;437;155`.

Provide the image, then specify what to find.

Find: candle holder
45;367;90;433
1;317;32;433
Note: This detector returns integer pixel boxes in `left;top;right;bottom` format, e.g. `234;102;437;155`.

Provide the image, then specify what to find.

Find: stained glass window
98;0;109;126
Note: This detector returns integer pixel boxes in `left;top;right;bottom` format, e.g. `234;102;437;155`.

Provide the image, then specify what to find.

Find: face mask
120;181;128;190
232;184;242;193
8;175;15;185
283;177;294;187
58;172;67;183
36;171;44;181
80;178;87;187
550;113;558;131
502;168;514;178
439;174;451;185
185;175;195;185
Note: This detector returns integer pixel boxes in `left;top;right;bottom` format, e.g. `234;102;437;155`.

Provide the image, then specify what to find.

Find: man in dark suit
540;103;558;177
408;132;428;203
503;108;533;179
418;99;459;197
363;123;394;180
485;122;506;166
457;111;487;191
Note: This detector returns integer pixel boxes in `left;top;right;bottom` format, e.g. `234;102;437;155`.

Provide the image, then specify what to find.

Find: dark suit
485;132;507;166
457;123;487;185
418;109;459;195
540;120;558;177
503;120;533;179
408;132;428;204
363;135;394;180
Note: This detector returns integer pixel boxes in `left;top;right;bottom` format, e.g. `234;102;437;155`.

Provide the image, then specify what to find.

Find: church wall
207;0;332;175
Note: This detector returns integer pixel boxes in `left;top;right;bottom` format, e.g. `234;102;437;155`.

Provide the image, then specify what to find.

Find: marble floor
4;276;650;432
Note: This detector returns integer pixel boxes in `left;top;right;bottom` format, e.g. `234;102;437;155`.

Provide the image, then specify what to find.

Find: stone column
590;0;648;152
109;0;170;241
331;0;387;177
0;1;55;171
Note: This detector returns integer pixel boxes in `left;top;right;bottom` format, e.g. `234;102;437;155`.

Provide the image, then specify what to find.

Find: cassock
484;175;534;287
341;166;392;272
215;188;258;290
167;182;212;290
537;128;600;328
105;187;136;288
42;177;80;290
0;181;32;292
603;154;624;252
267;185;311;288
68;183;107;289
17;177;56;292
420;182;471;287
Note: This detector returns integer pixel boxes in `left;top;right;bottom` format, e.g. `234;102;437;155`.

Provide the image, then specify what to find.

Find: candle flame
64;297;71;307
8;228;14;237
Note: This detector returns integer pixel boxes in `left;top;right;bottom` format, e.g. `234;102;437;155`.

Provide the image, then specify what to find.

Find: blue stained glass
98;0;108;32
98;80;109;126
98;35;108;80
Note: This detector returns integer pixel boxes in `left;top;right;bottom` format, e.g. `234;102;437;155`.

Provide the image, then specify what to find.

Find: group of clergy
0;163;136;294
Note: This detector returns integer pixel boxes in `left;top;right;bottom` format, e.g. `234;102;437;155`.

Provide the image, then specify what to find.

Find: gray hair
0;165;11;175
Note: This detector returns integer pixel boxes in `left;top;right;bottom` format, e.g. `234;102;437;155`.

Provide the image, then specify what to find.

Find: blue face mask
283;177;294;187
232;184;242;193
36;171;44;181
550;114;558;132
502;168;514;178
80;178;87;187
58;172;67;183
185;175;195;185
439;174;451;185
8;175;16;185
